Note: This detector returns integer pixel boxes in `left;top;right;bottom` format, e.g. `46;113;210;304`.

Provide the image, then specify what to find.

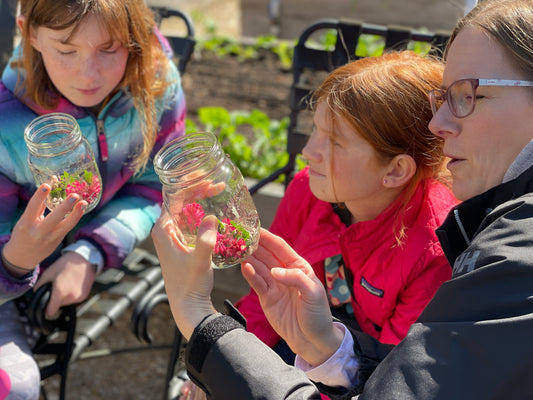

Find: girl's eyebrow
49;35;116;48
49;35;71;45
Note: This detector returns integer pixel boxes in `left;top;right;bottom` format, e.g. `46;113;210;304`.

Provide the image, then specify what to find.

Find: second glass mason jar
24;113;102;214
154;132;260;269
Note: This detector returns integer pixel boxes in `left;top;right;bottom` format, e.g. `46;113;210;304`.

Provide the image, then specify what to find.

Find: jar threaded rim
154;132;226;188
24;113;82;155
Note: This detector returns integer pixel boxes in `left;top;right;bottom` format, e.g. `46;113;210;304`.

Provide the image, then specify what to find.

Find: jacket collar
436;164;533;266
503;139;533;183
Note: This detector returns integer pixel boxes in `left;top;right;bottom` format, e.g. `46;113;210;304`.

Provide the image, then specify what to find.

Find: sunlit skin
302;102;409;222
25;13;129;108
429;27;533;201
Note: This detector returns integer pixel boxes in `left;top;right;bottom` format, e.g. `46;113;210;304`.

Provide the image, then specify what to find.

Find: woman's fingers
247;229;288;270
250;229;313;274
243;228;316;296
241;261;269;295
257;229;310;269
271;267;316;293
153;210;217;277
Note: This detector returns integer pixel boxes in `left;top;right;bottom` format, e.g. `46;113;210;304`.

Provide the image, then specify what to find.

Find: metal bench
151;6;196;75
19;248;162;399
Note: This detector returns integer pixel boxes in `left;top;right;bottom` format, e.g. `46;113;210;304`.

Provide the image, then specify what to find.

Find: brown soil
182;49;292;122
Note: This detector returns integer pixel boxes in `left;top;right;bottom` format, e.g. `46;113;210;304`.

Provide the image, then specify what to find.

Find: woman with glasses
152;0;533;398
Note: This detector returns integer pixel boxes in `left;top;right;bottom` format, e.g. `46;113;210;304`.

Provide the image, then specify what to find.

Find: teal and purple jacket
0;37;186;302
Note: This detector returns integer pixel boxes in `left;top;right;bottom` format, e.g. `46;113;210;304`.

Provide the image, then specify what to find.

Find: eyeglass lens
449;80;475;117
430;79;476;118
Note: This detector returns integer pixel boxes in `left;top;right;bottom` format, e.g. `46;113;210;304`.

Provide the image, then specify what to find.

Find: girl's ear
16;15;25;33
17;15;40;51
382;154;416;188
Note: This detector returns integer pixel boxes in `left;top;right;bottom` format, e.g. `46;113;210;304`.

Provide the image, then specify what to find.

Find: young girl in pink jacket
236;51;458;358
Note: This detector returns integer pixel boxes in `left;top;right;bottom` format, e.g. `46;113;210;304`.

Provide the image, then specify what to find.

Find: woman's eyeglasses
428;78;533;118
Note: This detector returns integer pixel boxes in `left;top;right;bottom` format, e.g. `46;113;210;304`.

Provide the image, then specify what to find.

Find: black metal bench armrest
151;6;196;74
130;278;168;344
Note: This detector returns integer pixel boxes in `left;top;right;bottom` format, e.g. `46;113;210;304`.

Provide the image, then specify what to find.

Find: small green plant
309;29;433;58
191;17;295;68
191;12;437;72
254;35;295;70
186;107;306;182
356;34;386;57
49;170;101;204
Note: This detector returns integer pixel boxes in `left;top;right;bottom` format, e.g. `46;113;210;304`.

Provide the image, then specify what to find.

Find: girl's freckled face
302;102;389;215
30;13;129;108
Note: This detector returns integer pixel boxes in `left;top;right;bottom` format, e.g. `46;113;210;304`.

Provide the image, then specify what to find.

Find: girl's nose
79;55;100;81
302;134;323;162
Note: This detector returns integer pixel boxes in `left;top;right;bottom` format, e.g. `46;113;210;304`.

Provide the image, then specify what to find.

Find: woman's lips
447;157;464;170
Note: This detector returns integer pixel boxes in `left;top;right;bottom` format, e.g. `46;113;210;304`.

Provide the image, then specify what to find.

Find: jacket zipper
453;208;471;246
97;119;109;161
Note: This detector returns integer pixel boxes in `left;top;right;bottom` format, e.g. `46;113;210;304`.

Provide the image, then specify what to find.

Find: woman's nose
428;104;460;139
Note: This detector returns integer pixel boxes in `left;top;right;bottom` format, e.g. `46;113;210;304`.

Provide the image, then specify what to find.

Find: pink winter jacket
236;167;458;345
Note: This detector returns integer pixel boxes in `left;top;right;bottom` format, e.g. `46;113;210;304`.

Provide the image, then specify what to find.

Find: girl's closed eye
101;48;119;54
332;138;343;148
100;43;124;54
56;48;75;56
331;132;348;148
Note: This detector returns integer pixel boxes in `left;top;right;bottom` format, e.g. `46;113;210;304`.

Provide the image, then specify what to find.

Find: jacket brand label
452;250;481;276
360;277;384;298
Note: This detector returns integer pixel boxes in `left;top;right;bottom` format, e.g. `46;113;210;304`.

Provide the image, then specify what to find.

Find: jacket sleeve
186;313;324;400
0;166;39;301
0;261;38;304
74;62;186;269
377;242;452;344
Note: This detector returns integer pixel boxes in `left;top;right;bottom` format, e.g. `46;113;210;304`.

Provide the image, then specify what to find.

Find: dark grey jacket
185;164;533;400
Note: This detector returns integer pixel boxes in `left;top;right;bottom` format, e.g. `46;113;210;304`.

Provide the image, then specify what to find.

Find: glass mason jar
154;132;260;269
24;113;102;214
